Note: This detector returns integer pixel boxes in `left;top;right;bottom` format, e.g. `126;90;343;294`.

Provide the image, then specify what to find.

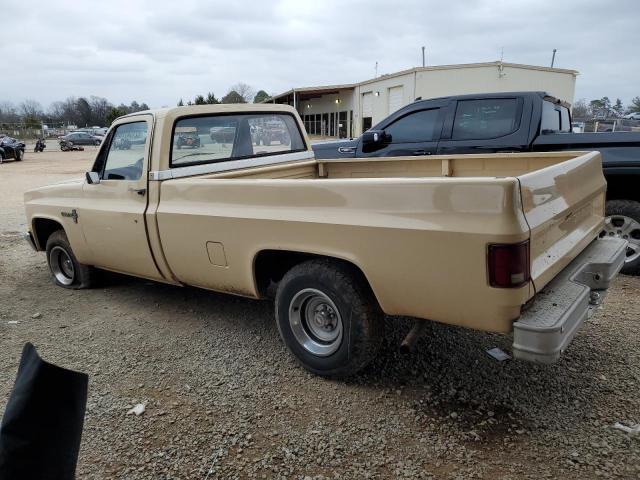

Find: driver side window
102;122;148;180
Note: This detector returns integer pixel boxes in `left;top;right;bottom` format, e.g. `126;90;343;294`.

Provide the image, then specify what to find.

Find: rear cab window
170;113;306;168
541;100;571;133
452;98;520;140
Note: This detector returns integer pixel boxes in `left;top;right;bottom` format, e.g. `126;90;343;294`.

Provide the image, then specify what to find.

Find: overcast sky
2;0;639;110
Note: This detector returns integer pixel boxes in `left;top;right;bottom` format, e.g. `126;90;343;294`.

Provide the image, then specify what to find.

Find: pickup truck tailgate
518;151;606;290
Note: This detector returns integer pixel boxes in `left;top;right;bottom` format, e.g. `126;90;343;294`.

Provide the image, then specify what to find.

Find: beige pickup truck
24;104;627;377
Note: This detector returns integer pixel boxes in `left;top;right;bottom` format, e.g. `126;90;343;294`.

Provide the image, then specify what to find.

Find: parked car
314;91;640;275
256;120;291;146
74;127;108;136
623;112;640;120
23;104;626;377
571;121;585;133
175;129;201;149
112;137;131;150
58;132;102;148
209;123;237;143
0;136;26;163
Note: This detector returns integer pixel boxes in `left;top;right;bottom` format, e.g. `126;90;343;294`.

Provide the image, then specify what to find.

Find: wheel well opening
33;218;63;251
605;174;640;202
253;250;371;298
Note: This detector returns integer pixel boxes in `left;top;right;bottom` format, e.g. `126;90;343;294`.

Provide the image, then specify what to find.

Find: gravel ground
1;150;639;479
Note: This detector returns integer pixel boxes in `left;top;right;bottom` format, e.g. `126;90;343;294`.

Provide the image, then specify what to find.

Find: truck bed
155;151;606;332
206;151;582;180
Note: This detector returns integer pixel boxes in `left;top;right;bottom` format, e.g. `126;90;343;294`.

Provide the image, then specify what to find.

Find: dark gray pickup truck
313;91;640;274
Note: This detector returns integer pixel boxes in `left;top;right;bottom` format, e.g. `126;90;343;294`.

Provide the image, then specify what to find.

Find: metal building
270;61;578;138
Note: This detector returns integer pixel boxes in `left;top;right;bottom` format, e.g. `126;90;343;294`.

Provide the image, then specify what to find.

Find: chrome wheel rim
602;215;640;263
289;288;343;356
50;246;75;285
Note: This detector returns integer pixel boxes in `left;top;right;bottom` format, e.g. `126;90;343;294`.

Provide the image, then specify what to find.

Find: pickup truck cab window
452;98;519;140
102;122;148;180
384;109;440;143
171;113;305;168
541;100;571;133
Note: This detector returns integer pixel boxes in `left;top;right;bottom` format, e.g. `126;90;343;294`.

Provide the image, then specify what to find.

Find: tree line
177;83;270;106
572;96;640;119
0;83;272;129
0;97;150;129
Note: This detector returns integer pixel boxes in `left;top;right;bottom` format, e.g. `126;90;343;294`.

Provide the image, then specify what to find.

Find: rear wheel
603;200;640;275
275;259;384;377
46;230;95;289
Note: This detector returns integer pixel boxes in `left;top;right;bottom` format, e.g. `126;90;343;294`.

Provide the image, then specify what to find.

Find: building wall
349;64;576;136
414;64;576;108
286;63;577;138
298;89;356;137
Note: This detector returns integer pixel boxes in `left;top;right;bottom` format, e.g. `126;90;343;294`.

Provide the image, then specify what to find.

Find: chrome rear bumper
513;237;627;364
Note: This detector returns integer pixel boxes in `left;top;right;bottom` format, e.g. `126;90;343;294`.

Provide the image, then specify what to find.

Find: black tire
275;259;384;377
15;149;23;161
46;230;95;289
605;200;640;275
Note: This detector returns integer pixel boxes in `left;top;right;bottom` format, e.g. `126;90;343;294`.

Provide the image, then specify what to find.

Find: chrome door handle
412;150;428;156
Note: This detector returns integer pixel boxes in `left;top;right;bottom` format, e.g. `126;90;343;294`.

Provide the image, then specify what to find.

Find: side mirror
85;171;100;185
361;129;389;152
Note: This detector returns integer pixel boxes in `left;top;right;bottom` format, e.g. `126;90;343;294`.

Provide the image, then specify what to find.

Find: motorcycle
34;138;46;153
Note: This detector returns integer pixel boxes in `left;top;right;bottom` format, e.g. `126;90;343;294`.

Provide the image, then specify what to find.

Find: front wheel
46;230;95;289
603;200;640;275
15;149;23;161
275;259;384;377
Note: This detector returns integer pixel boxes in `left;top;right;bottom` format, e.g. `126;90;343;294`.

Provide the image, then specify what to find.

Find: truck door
355;103;446;157
437;97;530;155
80;116;162;280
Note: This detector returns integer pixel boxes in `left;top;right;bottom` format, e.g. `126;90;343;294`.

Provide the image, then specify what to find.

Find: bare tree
89;96;112;125
19;99;44;119
221;91;246;104
0;101;20;123
571;98;589;119
229;83;255;103
47;101;66;122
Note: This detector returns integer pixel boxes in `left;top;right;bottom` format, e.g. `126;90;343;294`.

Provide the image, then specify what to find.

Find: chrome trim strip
149;150;315;181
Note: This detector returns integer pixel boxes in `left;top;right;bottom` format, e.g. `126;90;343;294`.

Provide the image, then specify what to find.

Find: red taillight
487;240;530;288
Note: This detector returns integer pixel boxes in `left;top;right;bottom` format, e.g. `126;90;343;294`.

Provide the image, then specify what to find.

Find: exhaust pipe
400;320;428;354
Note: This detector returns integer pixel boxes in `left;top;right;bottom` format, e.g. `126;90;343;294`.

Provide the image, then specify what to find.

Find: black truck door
437;96;531;155
355;101;446;157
